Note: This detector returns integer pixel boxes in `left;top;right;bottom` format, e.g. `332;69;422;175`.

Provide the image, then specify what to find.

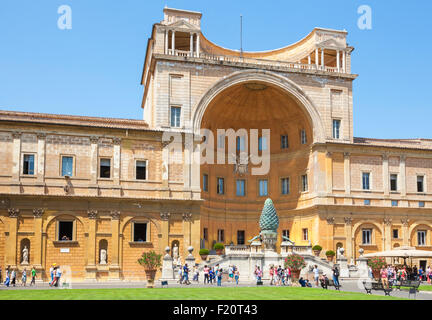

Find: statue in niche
22;246;29;264
172;243;179;261
100;248;107;265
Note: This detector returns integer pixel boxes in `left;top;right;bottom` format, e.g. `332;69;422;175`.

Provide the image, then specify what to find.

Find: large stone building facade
1;7;432;281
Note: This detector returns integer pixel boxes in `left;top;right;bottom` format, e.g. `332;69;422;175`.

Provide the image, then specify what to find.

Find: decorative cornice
87;210;98;219
401;218;409;227
344;217;352;225
382;153;389;161
160;212;170;221
343;152;350;158
8;208;20;218
32;208;44;218
36;132;46;139
182;212;193;222
89;136;99;144
110;210;121;220
326;217;335;225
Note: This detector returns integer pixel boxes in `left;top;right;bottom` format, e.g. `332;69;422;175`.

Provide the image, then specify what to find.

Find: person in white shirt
313;265;320;287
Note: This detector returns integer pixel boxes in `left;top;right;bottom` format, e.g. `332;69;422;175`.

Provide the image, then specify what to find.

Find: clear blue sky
1;0;431;139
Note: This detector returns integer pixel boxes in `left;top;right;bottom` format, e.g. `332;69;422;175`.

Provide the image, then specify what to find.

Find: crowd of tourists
176;263;240;286
0;264;62;288
375;264;432;289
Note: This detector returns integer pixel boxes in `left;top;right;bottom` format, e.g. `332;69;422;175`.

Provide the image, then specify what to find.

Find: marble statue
100;248;107;265
22;246;29;264
172;243;179;260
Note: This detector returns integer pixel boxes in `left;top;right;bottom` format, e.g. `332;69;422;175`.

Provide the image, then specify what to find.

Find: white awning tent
363;246;432;259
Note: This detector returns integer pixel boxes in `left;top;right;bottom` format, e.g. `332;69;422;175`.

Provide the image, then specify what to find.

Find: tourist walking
56;266;62;286
183;264;190;285
216;268;223;286
209;267;215;284
21;268;27;286
269;266;275;285
228;265;234;283
381;266;389;289
4;270;10;287
234;267;240;285
193;265;199;283
313;265;319;287
256;266;262;283
332;266;339;287
203;265;210;284
427;266;431;284
11;269;16;287
49;264;54;283
30;266;36;286
177;265;183;284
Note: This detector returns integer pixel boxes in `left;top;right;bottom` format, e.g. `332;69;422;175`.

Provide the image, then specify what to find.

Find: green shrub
199;248;210;255
312;245;322;251
325;250;335;257
213;243;225;250
137;250;162;269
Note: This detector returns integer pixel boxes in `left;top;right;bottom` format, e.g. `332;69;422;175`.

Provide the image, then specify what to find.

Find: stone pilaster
400;155;406;197
344;216;353;260
401;218;410;246
32;208;44;270
382;153;389;196
160;212;170;253
343;152;351;204
113;138;121;185
36;133;46;183
6;208;20;267
383;217;392;251
11;132;21;182
182;213;192;257
109;210;121;281
85;209;98;281
325;152;333;194
89;136;99;185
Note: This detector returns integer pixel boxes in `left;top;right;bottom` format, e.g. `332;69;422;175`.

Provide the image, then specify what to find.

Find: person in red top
381;266;389;289
269;266;275;285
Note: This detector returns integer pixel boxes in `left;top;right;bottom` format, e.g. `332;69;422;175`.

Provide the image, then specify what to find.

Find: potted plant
284;254;306;282
312;245;322;257
325;250;336;262
213;243;225;255
199;248;210;261
137;250;162;288
368;257;387;280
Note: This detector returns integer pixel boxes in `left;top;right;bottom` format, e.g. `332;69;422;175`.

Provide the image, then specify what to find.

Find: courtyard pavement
1;279;431;300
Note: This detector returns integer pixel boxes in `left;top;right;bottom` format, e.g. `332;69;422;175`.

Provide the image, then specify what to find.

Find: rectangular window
237;230;245;245
203;228;208;241
99;158;111;178
302;228;308;241
417;176;424;193
203;174;208;192
133;223;148;242
390;174;398;191
23;154;35;175
170;106;181;127
419;201;425;208
362;229;372;245
217;229;225;242
136;160;147;180
300;130;307;145
332;119;341;139
61;156;73;177
236;179;246;196
418;230;426;246
362;172;370;190
259;179;268;196
258;136;267;151
58;221;73;241
364;199;371;206
281;135;289;149
282;230;290;239
281;178;290;195
301;174;308;192
217;177;224;195
236;136;245;152
391;200;398;207
393;229;399;239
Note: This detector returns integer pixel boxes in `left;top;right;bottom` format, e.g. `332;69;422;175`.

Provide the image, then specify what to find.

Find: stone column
32;208;44;271
196;33;200;57
113;138;121;185
11;132;21;182
315;48;319;67
109;210;121;281
401;218;410;246
321;48;325;67
164;29;168;54
400;155;406;197
36;133;46;183
171;30;175;55
383;218;392;251
6;208;19;268
85;210;98;281
383;153;389;196
308;54;311;65
182;213;192;257
190;33;193;57
342;51;346;73
89;136;99;185
326;152;333;194
336;50;340;71
344;217;353;261
160;212;170;253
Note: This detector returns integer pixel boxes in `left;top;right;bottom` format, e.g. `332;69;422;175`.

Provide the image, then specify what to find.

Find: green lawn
418;285;432;291
0;286;405;300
